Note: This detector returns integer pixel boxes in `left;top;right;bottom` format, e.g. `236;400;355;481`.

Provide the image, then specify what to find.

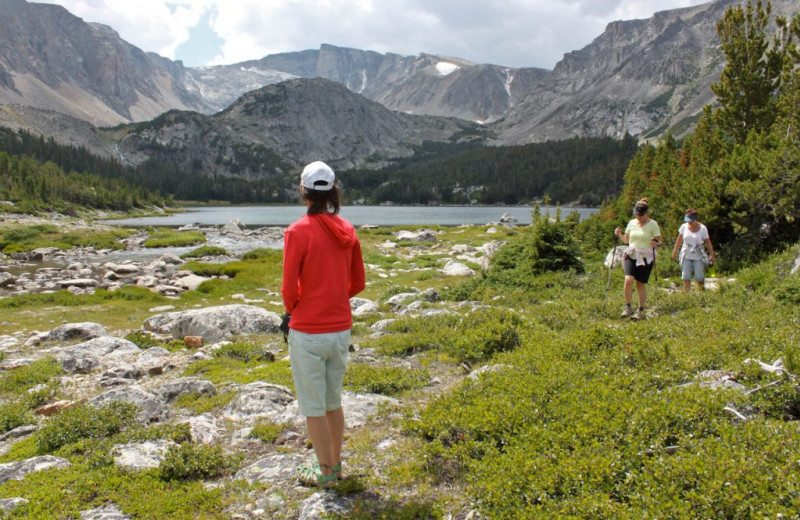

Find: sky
41;0;712;69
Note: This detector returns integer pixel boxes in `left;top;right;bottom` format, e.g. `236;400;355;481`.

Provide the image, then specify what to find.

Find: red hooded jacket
281;213;365;333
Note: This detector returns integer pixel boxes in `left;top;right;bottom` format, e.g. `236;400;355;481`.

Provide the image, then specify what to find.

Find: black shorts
623;255;654;284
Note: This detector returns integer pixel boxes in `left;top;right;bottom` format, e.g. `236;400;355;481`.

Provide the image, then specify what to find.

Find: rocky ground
0;216;509;519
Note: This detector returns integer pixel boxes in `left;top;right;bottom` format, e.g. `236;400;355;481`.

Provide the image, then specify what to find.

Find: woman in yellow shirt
614;198;662;320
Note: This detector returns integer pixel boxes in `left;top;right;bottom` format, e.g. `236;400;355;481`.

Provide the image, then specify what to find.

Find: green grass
180;245;230;258
0;224;132;253
143;229;206;248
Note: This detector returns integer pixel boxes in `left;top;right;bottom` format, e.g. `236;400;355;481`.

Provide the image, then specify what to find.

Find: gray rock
59;278;99;288
0;272;17;288
153;378;216;403
143;304;282;342
793;245;800;275
56;337;141;373
352;302;379;316
370;319;397;334
394;229;437;243
88;386;168;423
0;455;71;484
0;497;28;514
234;452;306;484
179;413;222;445
385;292;418;309
349;297;374;311
112;440;176;471
47;322;108;342
80;504;131;520
0;425;37;443
298;492;354;520
104;262;141;275
221;218;247;234
101;363;143;381
441;260;475;276
170;274;208;291
222;382;296;425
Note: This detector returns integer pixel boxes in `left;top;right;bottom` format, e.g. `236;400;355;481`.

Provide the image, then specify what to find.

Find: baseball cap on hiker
301;161;335;191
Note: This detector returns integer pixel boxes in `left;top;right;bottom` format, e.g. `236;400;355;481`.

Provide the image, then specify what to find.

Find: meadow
0;218;797;519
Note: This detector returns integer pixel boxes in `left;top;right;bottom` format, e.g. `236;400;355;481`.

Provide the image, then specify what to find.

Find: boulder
143;304;282;342
441;260;475;276
222;382;296;425
47;322;108;342
298;492;354;520
178;413;222;445
0;272;17;288
152;378;216;403
112;440;176;471
221;218;247;234
234;452;306;484
0;456;71;484
88;386;168;423
394;229;437;242
55;337;141;373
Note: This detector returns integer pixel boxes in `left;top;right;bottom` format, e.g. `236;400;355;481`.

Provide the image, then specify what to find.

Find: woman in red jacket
281;161;365;487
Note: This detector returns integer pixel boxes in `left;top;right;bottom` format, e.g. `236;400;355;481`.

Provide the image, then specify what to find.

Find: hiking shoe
621;306;633;318
632;308;647;321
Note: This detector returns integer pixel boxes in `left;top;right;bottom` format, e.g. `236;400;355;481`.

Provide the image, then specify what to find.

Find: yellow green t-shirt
625;218;661;249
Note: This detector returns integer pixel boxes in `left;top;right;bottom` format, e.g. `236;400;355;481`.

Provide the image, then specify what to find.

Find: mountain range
1;0;798;186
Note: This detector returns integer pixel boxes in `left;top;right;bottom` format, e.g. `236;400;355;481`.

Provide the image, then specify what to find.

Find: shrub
213;341;273;363
249;421;290;444
0;358;61;395
36;402;138;454
345;364;430;395
491;208;584;276
158;443;231;481
0;400;34;434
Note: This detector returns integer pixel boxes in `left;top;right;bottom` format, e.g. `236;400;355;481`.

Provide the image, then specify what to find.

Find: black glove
279;313;291;343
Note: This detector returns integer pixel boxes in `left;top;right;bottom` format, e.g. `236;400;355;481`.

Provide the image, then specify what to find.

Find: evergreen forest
338;135;639;206
0;129;168;213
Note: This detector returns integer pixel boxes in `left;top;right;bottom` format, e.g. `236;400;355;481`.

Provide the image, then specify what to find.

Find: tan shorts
289;329;351;417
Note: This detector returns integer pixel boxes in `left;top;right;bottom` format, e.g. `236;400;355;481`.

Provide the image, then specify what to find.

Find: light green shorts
288;329;351;417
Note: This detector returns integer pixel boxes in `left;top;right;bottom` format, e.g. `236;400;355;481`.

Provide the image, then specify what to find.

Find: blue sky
42;0;711;68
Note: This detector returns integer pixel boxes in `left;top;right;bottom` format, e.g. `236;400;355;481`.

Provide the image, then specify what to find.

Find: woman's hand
671;250;678;261
650;238;661;247
709;253;715;265
614;227;622;238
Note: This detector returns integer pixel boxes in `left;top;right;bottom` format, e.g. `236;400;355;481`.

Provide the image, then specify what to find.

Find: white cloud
41;0;711;69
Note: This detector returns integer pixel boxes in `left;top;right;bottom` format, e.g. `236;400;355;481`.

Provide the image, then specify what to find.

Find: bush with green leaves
491;207;584;276
0;400;34;434
0;358;61;395
36;402;138;454
249;421;290;444
157;443;232;481
345;364;430;396
362;307;522;363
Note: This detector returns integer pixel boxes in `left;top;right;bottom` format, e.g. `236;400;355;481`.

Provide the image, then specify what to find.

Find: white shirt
679;223;709;260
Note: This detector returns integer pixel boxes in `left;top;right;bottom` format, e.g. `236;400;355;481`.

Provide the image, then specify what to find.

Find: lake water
104;205;599;227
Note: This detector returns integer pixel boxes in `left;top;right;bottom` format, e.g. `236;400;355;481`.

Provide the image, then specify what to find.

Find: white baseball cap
301;161;335;191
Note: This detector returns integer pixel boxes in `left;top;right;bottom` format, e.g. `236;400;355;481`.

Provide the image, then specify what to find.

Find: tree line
0;129;168;212
582;0;800;266
338;136;639;206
